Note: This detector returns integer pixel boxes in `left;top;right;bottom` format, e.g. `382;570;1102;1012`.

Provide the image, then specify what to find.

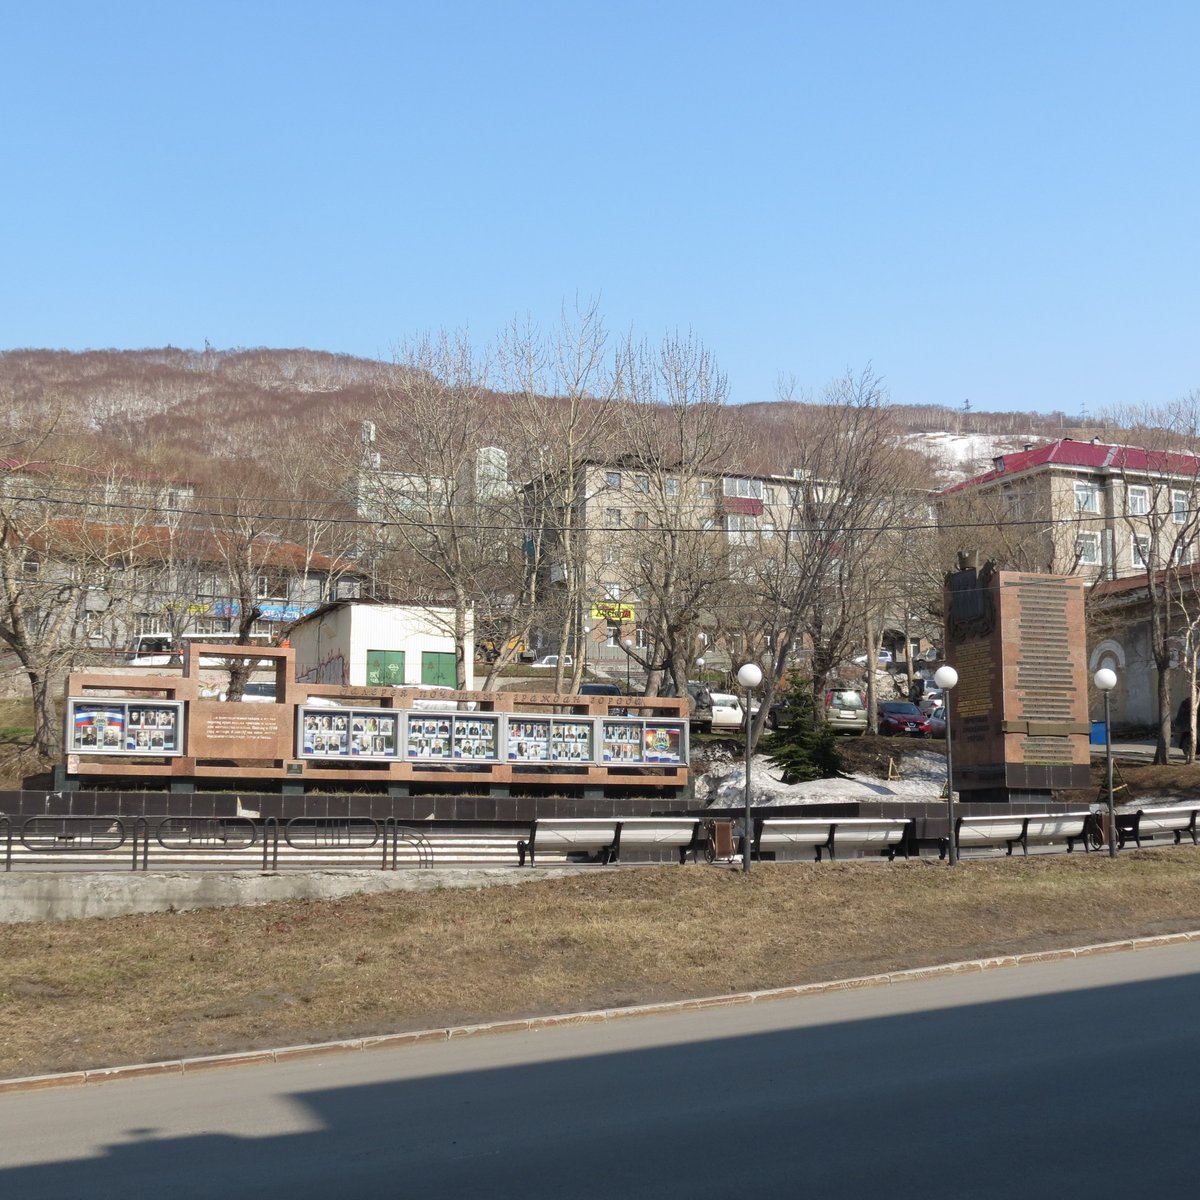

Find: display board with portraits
406;713;499;761
65;695;687;773
299;706;399;759
68;700;183;755
601;720;686;765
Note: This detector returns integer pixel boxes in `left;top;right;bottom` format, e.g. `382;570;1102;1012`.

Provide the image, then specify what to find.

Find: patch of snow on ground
695;748;948;808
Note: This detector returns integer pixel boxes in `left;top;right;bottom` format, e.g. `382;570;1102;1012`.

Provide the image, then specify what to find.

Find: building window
762;521;776;539
1173;490;1188;524
1132;534;1151;568
606;623;620;648
635;625;646;649
664;478;679;497
634;474;649;494
1074;481;1100;513
605;471;622;489
764;485;776;505
634;511;648;530
726;514;757;543
21;557;39;576
1127;486;1150;516
605;507;623;529
723;477;764;500
698;478;714;497
1076;533;1101;566
256;574;271;599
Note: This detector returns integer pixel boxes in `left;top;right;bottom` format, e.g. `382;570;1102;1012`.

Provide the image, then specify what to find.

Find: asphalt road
3;941;1199;1198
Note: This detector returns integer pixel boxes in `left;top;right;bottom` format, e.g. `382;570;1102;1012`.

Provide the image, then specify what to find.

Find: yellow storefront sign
591;602;636;622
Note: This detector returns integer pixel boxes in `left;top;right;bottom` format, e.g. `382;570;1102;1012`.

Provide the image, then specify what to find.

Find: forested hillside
0;347;1101;486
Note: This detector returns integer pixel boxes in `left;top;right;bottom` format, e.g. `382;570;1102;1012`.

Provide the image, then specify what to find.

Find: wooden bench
754;818;912;862
517;817;700;865
1117;805;1200;849
950;812;1093;858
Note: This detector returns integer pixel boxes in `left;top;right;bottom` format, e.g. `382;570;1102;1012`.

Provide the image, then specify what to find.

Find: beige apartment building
542;460;846;674
942;437;1200;582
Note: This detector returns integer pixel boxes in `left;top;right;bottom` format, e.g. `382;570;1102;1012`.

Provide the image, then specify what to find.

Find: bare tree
1104;396;1200;763
741;369;916;742
611;331;736;699
498;301;623;693
0;456;159;757
363;331;527;688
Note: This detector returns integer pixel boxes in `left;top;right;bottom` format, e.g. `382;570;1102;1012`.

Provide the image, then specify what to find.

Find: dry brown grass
4;850;1200;1081
4;699;1200;1080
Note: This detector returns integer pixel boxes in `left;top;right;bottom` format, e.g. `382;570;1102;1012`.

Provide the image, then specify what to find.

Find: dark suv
580;682;622;697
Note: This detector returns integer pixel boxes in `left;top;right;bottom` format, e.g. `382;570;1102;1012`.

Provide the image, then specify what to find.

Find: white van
128;632;274;668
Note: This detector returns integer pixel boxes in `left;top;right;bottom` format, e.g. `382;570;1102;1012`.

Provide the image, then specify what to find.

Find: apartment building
941;437;1200;582
538;460;844;671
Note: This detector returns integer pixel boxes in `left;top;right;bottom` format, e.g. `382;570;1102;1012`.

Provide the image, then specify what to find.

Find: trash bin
705;820;735;862
1090;720;1107;747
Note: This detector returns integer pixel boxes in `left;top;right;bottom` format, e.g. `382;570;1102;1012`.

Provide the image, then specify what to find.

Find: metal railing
1;815;438;872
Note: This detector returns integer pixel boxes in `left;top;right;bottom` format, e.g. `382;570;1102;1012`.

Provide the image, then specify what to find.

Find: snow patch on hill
907;431;1041;483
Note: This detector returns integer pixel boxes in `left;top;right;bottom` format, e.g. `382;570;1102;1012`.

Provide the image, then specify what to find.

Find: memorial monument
944;555;1092;803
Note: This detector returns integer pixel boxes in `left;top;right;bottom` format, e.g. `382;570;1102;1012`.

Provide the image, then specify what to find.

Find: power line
2;488;1198;545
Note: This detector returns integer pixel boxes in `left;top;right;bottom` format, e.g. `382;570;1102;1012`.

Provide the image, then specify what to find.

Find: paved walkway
1104;738;1190;764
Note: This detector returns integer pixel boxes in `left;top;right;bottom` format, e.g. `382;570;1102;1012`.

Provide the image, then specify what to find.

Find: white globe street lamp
933;664;959;866
1094;668;1119;857
736;662;764;873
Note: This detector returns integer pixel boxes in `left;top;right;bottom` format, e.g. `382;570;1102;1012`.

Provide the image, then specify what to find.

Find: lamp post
1094;668;1118;857
623;638;632;694
736;661;763;873
934;664;959;866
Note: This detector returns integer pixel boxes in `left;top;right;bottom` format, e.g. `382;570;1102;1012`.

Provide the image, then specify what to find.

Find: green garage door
366;650;405;686
421;651;457;688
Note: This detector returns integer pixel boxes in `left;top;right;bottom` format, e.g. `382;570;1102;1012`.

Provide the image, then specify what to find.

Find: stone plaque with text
944;567;1090;798
187;701;291;760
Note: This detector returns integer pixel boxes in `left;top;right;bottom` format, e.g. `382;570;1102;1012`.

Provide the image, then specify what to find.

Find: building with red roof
941;436;1200;582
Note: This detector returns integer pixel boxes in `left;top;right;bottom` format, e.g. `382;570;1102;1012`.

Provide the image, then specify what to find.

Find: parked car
917;687;945;716
202;681;277;703
877;701;932;737
531;654;573;668
927;711;947;738
824;688;868;735
579;682;622;697
852;650;894;666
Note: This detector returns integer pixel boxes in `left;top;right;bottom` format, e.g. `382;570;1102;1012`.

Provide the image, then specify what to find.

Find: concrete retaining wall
0;867;566;924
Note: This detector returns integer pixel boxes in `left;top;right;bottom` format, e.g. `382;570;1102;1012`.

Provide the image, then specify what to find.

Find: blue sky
4;1;1198;414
